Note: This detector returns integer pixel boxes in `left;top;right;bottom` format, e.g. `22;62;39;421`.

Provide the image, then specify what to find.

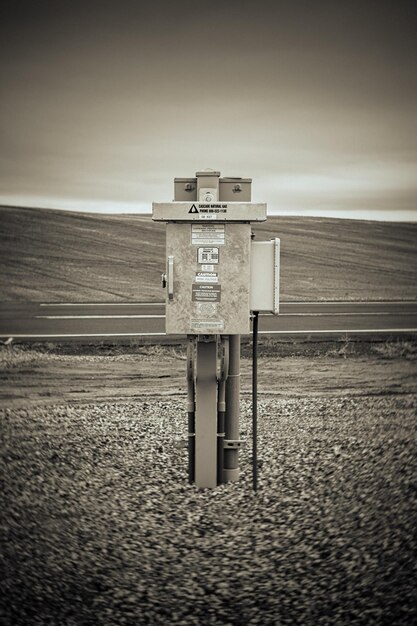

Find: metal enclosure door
165;222;251;335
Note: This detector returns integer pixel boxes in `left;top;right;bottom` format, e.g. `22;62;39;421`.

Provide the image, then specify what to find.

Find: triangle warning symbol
188;204;199;214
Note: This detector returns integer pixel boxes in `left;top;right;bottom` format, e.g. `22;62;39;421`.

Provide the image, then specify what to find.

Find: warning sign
195;272;218;284
192;284;221;303
192;224;225;245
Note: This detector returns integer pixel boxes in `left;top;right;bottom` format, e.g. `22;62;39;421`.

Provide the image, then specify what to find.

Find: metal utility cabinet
164;222;253;334
153;170;279;489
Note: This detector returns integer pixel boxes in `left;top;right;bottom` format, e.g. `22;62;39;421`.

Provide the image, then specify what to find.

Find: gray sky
1;0;416;219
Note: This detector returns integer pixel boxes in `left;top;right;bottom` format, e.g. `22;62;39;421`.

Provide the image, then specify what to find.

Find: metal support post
224;334;241;482
195;337;218;488
217;336;229;485
186;336;196;483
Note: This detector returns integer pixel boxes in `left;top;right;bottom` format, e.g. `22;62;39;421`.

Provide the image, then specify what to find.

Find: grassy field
1;205;416;302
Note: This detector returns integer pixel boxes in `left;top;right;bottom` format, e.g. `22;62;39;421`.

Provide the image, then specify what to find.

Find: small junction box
250;239;280;314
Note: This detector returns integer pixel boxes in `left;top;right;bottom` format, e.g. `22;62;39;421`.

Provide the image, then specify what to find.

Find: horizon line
1;201;416;224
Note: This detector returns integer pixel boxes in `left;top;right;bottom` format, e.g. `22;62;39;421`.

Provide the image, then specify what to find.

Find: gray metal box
174;178;197;201
165;222;252;334
250;239;280;314
174;175;252;202
219;177;252;201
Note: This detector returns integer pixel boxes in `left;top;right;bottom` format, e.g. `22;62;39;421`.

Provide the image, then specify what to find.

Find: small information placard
191;319;224;330
197;247;219;264
192;225;225;245
192;284;221;302
195;272;218;284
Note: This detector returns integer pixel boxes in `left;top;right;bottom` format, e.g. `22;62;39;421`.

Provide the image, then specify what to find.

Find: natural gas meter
152;171;279;335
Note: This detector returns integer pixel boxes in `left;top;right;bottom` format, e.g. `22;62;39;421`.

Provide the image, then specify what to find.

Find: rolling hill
1;206;416;302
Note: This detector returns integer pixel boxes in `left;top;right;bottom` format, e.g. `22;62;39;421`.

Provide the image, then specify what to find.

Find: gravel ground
1;395;416;625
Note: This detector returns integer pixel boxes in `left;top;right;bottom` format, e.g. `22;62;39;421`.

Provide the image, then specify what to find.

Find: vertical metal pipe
195;338;218;488
188;408;195;483
224;334;240;482
252;313;259;492
217;336;229;484
186;336;195;483
217;386;225;485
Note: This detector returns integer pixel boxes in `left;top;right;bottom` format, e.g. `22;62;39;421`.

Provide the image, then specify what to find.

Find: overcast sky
1;0;416;219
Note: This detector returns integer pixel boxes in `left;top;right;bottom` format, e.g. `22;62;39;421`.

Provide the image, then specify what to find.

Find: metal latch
199;188;217;203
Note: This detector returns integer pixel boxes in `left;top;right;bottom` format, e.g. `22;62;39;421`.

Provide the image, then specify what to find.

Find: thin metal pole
224;334;240;482
186;336;196;483
217;397;225;485
188;409;195;483
217;336;229;485
252;312;259;492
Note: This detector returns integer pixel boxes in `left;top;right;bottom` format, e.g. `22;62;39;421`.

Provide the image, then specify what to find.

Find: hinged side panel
250;239;280;314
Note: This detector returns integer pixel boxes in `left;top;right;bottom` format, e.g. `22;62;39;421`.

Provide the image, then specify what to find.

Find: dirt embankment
1;206;417;302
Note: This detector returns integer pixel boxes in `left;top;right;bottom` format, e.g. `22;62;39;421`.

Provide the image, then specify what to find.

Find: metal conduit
224;334;241;482
217;336;229;484
252;312;259;492
186;336;196;483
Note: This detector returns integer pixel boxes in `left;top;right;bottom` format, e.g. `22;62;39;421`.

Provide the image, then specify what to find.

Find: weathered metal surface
165;222;251;335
